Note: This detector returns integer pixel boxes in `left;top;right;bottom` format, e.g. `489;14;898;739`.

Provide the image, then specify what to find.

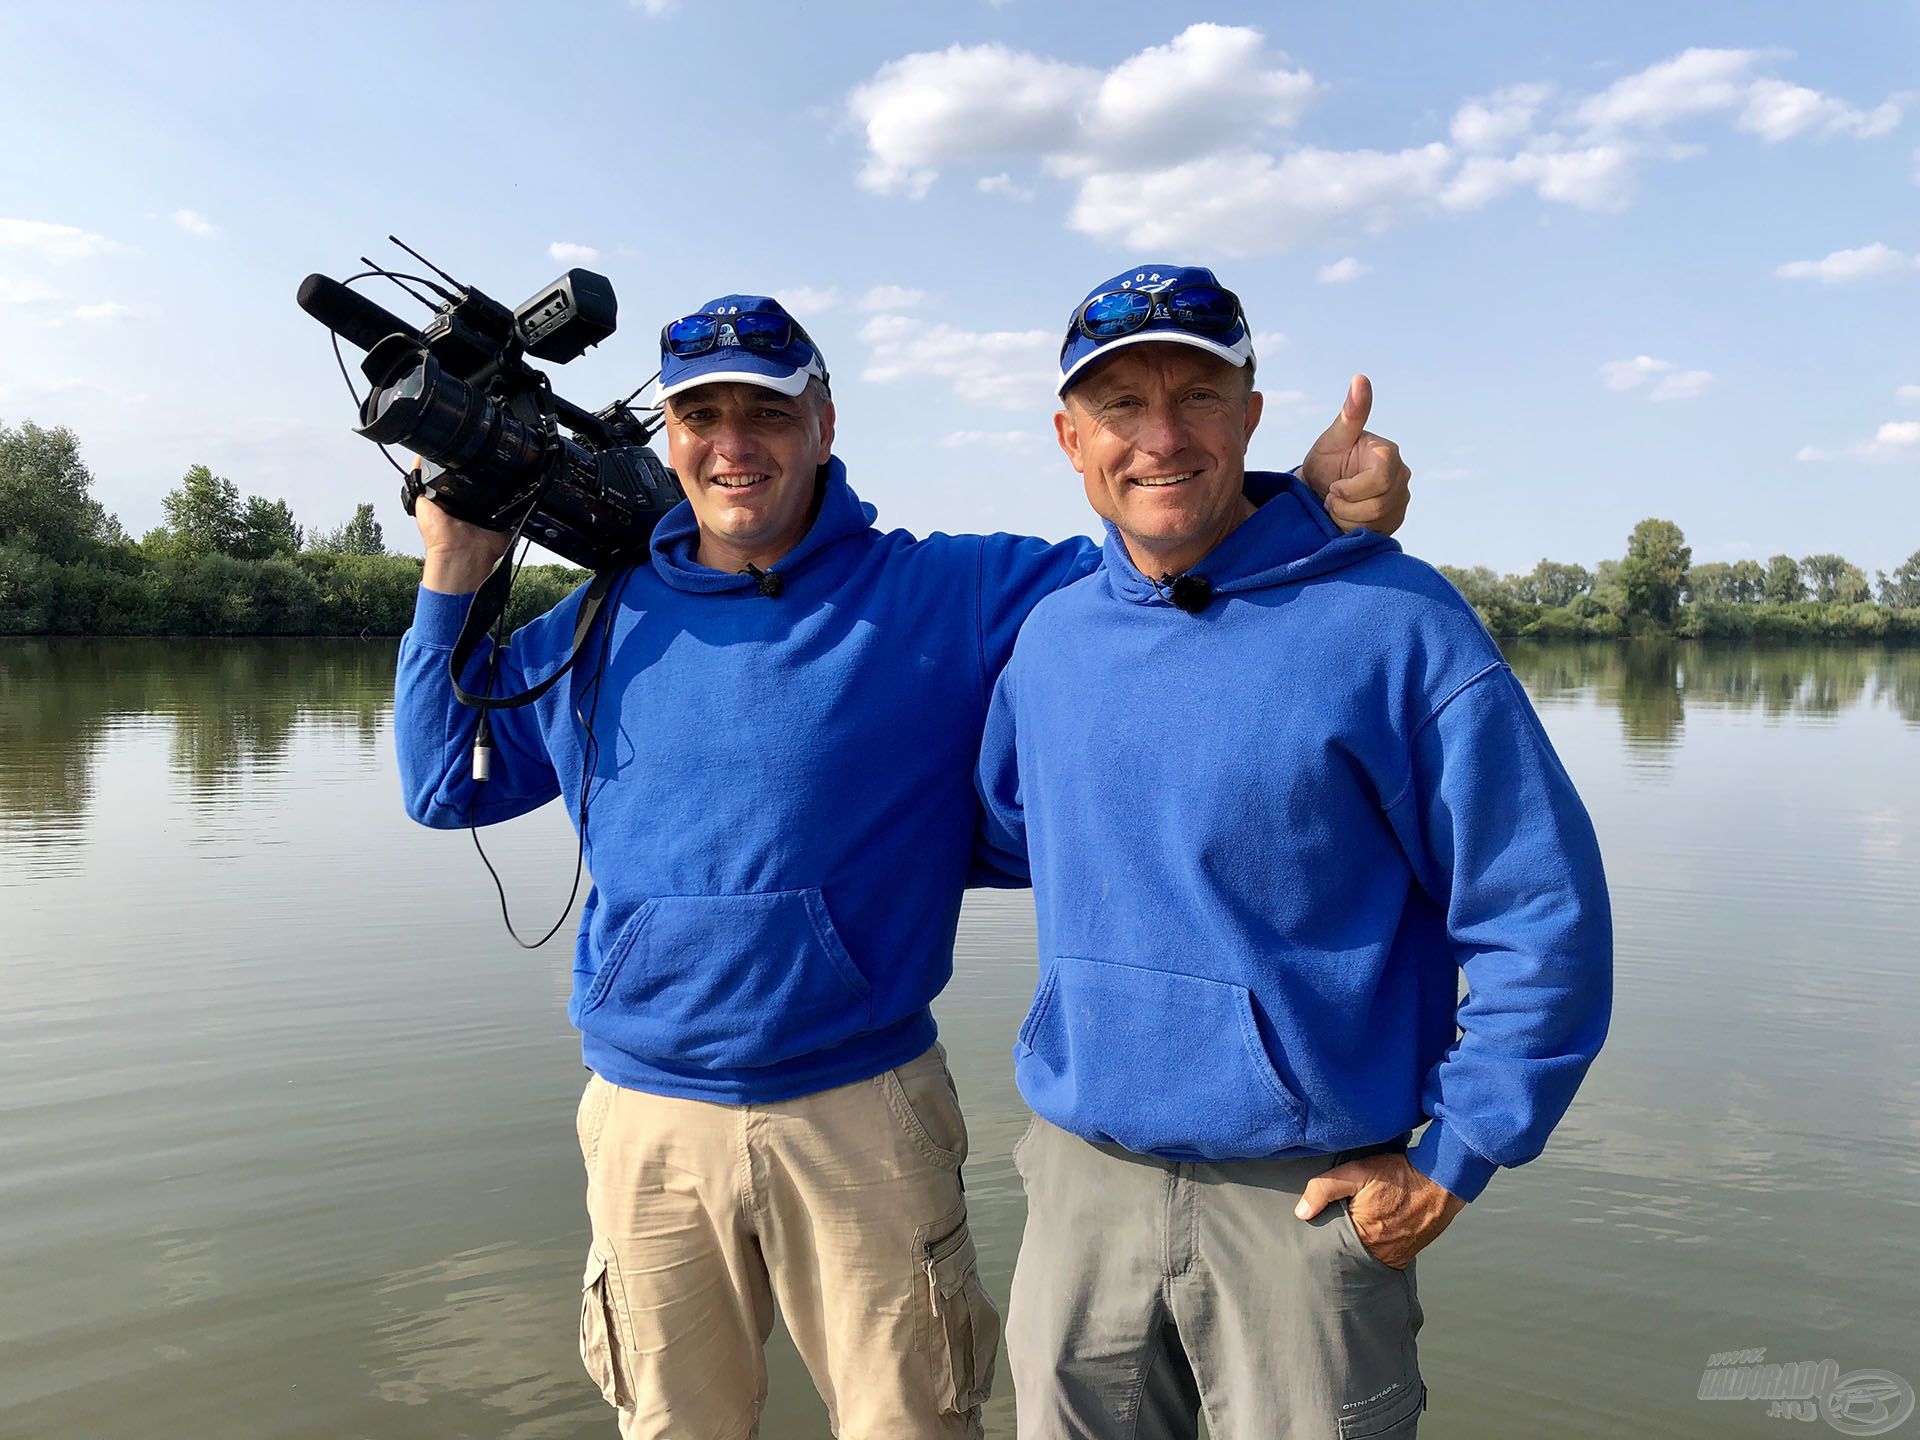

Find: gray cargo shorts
1008;1114;1426;1440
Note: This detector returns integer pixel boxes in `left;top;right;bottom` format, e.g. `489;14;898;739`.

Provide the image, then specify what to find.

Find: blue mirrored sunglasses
661;311;819;360
1063;284;1246;360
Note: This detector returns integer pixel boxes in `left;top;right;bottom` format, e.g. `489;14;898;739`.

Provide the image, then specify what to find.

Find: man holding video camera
395;292;1411;1439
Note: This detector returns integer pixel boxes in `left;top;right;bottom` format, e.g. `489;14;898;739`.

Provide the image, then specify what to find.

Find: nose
1131;399;1186;458
706;417;769;467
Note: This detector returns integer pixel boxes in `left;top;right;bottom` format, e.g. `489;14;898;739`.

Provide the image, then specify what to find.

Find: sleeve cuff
1407;1117;1498;1202
409;585;475;649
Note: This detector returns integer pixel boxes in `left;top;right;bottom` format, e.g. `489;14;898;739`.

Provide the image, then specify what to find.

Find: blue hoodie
396;459;1094;1102
976;472;1611;1201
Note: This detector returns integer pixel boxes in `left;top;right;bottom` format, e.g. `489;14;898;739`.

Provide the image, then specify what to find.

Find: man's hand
1294;1152;1465;1270
414;462;512;595
1297;375;1412;537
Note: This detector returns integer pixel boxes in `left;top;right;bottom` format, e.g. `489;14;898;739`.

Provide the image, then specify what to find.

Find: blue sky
2;1;1915;576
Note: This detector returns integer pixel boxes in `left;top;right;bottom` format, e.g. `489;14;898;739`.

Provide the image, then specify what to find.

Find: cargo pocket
1013;956;1307;1159
579;1243;634;1410
1338;1380;1426;1437
920;1208;1001;1415
575;889;872;1069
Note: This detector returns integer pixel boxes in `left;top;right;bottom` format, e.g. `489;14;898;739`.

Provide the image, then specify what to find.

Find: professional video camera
296;238;682;573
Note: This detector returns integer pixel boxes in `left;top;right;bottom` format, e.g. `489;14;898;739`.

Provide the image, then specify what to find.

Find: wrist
422;548;498;595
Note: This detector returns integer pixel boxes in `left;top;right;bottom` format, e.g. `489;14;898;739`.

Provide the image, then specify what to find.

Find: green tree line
1;420;582;635
1440;517;1920;641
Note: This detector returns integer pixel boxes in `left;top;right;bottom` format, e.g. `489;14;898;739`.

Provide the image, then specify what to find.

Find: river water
3;639;1917;1439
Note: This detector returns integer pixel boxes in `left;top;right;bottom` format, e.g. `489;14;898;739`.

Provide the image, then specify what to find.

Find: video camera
296;238;682;572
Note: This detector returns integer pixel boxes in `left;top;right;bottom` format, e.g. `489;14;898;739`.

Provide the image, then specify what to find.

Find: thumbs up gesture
1298;375;1411;536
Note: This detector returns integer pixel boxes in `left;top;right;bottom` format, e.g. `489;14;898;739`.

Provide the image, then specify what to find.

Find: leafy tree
1686;561;1733;604
233;496;302;560
1879;551;1920;609
1728;558;1766;604
1763;553;1806;604
160;464;242;557
0;420;119;561
1619;518;1690;622
1799;553;1871;604
1512;559;1592;608
310;502;386;557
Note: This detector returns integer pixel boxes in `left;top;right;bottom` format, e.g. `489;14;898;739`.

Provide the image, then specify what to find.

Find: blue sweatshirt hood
1100;470;1399;606
648;456;876;594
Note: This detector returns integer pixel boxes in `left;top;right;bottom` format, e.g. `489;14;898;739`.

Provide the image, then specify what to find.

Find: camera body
298;259;683;571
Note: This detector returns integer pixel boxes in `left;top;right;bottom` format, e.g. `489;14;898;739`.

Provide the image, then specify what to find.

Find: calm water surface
3;639;1918;1439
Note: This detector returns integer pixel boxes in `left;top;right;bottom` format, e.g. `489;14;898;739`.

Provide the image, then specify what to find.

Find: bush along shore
3;420;1918;640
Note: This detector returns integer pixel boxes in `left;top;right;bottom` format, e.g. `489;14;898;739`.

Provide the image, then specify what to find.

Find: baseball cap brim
657;347;826;403
1056;328;1254;397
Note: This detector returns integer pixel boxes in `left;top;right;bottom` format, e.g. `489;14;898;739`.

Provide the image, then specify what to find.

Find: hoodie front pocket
578;890;872;1070
1014;955;1306;1160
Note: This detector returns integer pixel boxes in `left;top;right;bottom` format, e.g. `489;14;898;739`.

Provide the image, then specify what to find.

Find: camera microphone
297;273;423;353
1160;572;1213;614
744;564;785;598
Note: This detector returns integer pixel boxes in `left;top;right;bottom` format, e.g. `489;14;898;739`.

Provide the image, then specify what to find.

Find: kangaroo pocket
577;890;873;1070
1014;955;1307;1160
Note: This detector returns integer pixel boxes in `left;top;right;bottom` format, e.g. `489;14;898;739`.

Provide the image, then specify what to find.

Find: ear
1243;388;1264;447
814;396;837;465
1053;406;1086;474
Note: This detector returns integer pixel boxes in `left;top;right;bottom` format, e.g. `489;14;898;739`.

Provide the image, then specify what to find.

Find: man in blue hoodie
396;293;1414;1440
975;266;1612;1440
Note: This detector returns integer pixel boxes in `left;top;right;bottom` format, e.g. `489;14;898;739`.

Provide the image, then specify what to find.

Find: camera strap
447;559;623;711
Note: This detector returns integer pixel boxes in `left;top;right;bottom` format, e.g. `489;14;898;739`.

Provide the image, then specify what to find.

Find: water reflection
1502;641;1920;761
0;639;396;856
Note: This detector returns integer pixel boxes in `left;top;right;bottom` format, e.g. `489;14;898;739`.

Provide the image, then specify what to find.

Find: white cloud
72;302;135;322
628;0;674;14
1650;369;1714;401
1796;421;1920;463
938;429;1039;448
848;24;1312;196
977;173;1036;201
1775;243;1909;283
1574;48;1762;133
1441;143;1636;212
859;313;1055;408
170;209;216;237
1874;421;1920;450
1897;385;1920;405
859;284;928;311
1250;330;1287;355
777;285;840;317
0;218;120;261
0;277;59;305
1069;143;1451;256
1317;257;1370;284
548;241;600;264
1600;355;1677;392
1451;84;1551;152
1737;79;1901;142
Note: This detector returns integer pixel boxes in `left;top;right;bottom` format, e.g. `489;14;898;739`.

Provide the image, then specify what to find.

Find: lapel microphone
743;564;785;598
1158;571;1214;614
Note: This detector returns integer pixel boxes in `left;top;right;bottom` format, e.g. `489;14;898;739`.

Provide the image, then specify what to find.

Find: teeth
1133;472;1194;487
712;474;769;489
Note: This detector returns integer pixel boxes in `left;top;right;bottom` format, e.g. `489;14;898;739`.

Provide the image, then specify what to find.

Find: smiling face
1055;343;1263;578
661;380;836;573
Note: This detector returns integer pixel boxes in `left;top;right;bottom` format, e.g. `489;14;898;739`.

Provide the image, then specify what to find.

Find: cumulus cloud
72;302;135;322
859;284;928;311
848;24;1312;197
848;35;1903;256
548;241;600;263
1069;144;1451;256
628;0;674;14
0;277;60;305
859;313;1055;408
170;209;216;237
1897;385;1920;405
1799;421;1920;463
0;218;120;260
1601;354;1712;400
1737;79;1901;142
1317;257;1369;284
977;173;1036;200
1775;243;1910;283
777;285;840;317
1451;84;1552;152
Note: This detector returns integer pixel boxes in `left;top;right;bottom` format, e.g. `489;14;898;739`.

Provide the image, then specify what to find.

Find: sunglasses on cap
661;311;820;359
1061;283;1247;360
